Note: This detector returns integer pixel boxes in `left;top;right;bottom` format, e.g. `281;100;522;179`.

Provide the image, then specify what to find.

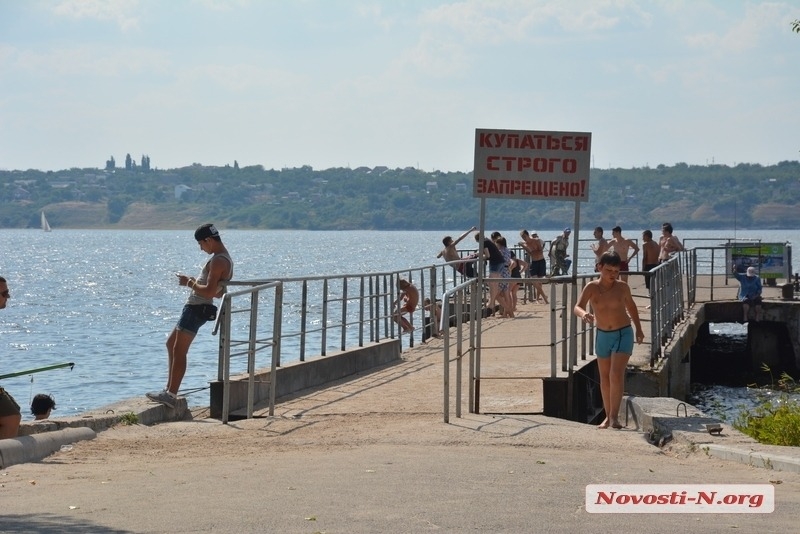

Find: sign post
472;128;593;412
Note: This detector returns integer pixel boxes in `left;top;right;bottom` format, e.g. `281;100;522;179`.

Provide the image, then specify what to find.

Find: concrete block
0;427;96;468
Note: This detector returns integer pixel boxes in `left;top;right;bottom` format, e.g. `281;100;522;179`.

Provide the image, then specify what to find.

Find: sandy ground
3;302;800;533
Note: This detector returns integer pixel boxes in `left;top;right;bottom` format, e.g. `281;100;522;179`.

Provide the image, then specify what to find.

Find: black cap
194;223;219;241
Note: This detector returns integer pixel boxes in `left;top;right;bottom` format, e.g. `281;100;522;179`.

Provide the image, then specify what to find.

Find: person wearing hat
732;264;763;322
549;227;571;276
147;224;234;408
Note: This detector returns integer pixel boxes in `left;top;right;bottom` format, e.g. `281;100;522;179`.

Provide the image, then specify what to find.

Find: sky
1;0;799;173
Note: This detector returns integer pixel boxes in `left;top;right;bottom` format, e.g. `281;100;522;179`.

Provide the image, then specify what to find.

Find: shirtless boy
394;278;419;333
607;226;639;282
573;251;644;429
658;222;684;262
641;230;660;291
437;226;477;275
591;226;608;271
519;229;548;304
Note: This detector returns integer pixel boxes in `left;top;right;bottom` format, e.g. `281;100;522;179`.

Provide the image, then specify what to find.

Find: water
1;228;796;421
690;321;800;423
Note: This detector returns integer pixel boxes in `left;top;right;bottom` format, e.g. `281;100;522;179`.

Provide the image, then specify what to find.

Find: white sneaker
146;389;177;408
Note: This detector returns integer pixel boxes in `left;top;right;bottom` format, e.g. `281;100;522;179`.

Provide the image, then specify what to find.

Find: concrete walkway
2;276;799;532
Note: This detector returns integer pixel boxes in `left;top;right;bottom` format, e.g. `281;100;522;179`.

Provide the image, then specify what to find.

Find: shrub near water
733;368;800;447
734;395;800;446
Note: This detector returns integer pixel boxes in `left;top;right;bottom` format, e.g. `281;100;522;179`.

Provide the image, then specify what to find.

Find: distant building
174;184;191;200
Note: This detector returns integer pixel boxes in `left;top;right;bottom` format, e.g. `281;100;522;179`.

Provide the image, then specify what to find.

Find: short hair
397;278;411;290
643;230;653;239
520;229;529;238
598;250;622;267
612;226;622;234
442;236;453;246
594;226;603;233
31;393;56;416
495;236;507;247
0;276;6;283
662;222;674;234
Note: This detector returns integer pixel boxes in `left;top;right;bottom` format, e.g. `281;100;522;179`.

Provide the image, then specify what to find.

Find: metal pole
0;362;74;380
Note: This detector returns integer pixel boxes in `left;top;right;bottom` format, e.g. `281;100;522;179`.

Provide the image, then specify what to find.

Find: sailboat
41;211;51;232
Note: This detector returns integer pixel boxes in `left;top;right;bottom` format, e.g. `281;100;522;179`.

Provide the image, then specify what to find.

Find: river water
1;228;796;421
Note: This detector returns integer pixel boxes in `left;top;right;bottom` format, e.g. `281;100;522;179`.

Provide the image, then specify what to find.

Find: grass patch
733;365;800;446
118;412;139;426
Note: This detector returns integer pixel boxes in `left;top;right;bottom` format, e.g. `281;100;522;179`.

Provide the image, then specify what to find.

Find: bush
733;395;800;446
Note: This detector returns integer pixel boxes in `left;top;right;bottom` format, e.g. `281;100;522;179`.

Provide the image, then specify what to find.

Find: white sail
41;211;51;232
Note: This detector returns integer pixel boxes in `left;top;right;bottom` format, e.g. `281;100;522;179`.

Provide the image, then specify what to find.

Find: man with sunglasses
0;276;22;439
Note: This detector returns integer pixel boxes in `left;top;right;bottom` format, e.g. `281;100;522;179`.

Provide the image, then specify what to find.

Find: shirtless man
591;226;608;271
573;251;644;429
437;226;477;276
519;229;548;304
607;226;639;282
394;278;419;333
641;230;661;292
658;222;684;262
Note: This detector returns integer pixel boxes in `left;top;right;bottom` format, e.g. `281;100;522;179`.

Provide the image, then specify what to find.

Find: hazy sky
2;0;799;172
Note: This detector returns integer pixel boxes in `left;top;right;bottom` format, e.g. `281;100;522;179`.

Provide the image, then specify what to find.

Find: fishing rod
0;362;75;381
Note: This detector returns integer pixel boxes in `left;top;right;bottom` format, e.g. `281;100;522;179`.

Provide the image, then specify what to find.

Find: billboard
727;242;790;280
473;128;592;202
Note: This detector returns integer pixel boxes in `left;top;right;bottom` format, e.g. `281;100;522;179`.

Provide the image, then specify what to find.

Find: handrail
215;281;282;423
440;277;480;423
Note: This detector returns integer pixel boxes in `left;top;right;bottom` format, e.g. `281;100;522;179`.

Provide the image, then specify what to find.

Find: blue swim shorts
595;325;634;358
176;304;210;335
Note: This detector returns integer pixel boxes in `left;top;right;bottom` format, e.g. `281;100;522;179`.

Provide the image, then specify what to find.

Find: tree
125;153;132;171
105;156;115;170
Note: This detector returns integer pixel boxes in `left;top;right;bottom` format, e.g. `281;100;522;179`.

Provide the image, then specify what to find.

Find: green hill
2;161;799;230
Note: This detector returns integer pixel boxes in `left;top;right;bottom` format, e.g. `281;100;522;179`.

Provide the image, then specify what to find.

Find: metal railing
213;241;786;423
214;262;487;422
213;281;283;423
441;278;480;423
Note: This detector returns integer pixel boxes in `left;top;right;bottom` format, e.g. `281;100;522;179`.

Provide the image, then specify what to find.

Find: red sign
473;128;592;202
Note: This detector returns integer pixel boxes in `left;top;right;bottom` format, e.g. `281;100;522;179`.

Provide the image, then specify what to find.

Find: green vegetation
2;160;800;230
118;412;139;426
733;365;800;447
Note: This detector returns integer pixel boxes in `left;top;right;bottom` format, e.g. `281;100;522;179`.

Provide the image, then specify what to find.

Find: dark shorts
488;262;504;274
620;261;629;272
596;325;634;358
176;304;212;335
529;259;547;277
0;388;21;417
643;263;659;289
743;296;763;306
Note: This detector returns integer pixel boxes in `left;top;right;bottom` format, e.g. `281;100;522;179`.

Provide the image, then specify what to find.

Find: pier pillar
747;322;783;371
